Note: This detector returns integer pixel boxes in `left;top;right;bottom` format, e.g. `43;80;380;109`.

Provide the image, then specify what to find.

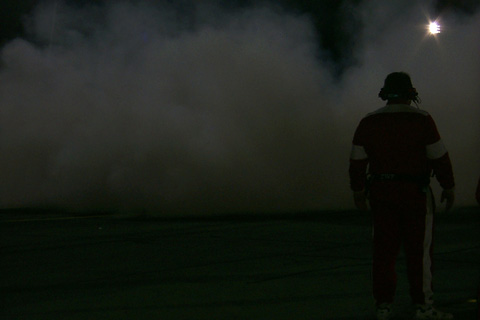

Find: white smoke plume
0;0;478;215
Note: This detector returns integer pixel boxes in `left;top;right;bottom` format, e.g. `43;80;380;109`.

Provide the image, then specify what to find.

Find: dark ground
1;207;479;319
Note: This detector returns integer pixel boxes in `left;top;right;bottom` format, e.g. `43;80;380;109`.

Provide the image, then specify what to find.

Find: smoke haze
0;0;478;215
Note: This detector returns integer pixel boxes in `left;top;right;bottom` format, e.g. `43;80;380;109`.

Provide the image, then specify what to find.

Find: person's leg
372;202;402;306
403;190;433;305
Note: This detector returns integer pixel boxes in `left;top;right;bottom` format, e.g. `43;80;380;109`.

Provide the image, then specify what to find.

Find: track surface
1;208;478;319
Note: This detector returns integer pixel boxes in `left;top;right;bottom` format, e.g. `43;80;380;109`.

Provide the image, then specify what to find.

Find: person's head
378;72;420;104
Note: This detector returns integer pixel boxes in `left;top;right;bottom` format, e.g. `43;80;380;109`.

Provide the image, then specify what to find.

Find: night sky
0;0;479;215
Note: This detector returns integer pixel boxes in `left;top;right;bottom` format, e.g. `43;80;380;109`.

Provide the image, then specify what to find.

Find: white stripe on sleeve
426;139;447;159
350;144;368;160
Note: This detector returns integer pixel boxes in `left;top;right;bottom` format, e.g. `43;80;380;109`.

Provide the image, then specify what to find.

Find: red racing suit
349;103;454;306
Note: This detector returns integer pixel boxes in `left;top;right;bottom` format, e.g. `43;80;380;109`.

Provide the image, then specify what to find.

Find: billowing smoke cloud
0;0;478;215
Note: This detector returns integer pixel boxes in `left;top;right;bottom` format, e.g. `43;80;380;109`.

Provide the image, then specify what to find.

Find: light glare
429;21;440;34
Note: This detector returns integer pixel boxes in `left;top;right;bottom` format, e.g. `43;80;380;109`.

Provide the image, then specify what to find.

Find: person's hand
440;188;455;211
353;190;368;211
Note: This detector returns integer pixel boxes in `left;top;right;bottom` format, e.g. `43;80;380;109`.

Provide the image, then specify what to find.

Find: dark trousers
369;183;434;306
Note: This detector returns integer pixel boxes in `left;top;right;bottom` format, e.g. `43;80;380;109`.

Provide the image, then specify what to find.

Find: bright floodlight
429;21;441;34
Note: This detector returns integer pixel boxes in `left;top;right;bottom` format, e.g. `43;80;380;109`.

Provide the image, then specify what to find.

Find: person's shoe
413;304;453;319
376;303;393;320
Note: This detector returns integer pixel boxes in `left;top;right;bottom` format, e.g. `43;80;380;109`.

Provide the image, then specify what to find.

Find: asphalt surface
1;207;479;319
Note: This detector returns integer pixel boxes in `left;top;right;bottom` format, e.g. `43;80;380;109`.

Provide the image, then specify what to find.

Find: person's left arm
349;121;369;211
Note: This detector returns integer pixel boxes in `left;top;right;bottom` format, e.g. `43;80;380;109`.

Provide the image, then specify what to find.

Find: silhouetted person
349;72;455;320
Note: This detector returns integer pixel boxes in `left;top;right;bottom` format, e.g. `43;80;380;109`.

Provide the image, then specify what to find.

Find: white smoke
0;0;478;215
